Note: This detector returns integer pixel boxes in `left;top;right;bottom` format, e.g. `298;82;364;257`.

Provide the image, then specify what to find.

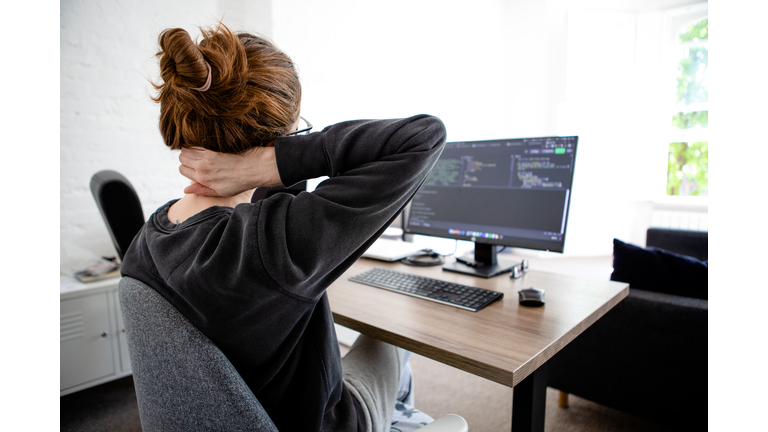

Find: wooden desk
327;258;628;432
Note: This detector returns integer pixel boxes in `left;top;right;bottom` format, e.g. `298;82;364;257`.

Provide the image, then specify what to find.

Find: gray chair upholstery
119;276;278;431
120;276;468;432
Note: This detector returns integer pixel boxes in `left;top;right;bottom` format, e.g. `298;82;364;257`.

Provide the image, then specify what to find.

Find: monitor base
443;257;520;279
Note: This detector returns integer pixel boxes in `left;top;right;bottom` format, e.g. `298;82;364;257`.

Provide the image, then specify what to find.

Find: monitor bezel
404;135;578;255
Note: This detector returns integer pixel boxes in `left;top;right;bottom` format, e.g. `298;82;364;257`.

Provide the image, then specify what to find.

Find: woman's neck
167;189;255;225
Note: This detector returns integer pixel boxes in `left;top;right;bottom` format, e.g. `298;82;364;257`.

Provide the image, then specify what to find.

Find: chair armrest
415;414;469;432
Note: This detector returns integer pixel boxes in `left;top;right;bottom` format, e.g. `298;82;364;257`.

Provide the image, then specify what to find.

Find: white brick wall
60;0;272;273
61;0;704;274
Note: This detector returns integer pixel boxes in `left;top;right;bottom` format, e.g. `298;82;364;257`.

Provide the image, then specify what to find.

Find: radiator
650;210;708;231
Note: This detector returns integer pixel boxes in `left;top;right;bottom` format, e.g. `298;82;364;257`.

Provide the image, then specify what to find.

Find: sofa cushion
611;238;708;300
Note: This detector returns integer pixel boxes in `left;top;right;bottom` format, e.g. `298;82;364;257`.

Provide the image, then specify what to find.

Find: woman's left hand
179;146;282;197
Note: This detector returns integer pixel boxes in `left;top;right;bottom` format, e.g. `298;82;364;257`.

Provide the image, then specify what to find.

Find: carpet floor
60;348;677;431
409;353;677;432
61;376;141;432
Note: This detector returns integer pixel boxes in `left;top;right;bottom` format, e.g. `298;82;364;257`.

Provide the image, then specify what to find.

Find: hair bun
157;28;210;90
152;23;301;153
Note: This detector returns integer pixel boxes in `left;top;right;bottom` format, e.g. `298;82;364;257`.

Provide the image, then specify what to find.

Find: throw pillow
611;238;708;300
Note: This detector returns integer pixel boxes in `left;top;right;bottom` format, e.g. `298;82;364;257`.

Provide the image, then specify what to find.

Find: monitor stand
443;243;519;279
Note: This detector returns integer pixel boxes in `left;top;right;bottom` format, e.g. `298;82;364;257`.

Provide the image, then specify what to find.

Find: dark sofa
547;228;708;431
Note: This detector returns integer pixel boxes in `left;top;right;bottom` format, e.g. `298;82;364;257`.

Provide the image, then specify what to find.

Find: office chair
119;276;468;432
90;170;145;261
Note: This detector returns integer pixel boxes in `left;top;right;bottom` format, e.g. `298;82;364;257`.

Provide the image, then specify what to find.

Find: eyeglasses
284;116;313;136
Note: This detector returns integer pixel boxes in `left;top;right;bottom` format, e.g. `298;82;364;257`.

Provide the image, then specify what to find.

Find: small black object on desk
510;259;529;279
518;287;545;307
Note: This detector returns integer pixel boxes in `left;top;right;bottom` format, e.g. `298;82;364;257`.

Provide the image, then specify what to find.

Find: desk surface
328;258;628;388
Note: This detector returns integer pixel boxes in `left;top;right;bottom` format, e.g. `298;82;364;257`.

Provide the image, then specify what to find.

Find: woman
121;22;446;432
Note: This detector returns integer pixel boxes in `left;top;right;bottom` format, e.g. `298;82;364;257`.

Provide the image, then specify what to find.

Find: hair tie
190;61;212;92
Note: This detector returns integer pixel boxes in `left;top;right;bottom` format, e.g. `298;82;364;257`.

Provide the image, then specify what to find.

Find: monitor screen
405;135;578;277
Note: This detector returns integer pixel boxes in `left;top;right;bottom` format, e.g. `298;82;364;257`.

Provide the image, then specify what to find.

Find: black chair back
90;170;145;261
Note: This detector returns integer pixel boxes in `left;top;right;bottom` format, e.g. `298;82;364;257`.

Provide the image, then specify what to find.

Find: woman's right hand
179;145;282;197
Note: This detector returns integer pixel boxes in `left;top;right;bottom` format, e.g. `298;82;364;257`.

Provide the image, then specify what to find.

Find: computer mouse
518;288;545;307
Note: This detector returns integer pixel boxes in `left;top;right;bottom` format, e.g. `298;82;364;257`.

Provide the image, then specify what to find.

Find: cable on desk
400;240;459;267
400;250;444;267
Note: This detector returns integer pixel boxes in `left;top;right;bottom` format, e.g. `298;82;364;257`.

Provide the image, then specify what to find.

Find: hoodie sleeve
238;114;446;300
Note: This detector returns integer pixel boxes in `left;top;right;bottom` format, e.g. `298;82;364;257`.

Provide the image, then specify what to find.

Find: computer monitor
405;135;578;278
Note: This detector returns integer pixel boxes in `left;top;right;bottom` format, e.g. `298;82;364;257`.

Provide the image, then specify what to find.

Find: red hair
151;23;301;153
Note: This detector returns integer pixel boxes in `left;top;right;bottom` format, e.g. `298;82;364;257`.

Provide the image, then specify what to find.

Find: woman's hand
179;146;282;197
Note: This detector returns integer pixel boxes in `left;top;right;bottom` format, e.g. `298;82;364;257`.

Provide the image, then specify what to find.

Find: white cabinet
60;292;114;390
60;277;132;396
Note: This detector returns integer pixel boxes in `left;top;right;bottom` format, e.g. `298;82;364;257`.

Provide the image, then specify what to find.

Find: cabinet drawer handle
100;331;108;338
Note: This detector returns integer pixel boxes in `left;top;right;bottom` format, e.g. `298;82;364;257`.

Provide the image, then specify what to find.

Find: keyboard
349;267;504;312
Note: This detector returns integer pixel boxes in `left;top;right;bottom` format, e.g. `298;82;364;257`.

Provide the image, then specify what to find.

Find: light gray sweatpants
342;334;408;432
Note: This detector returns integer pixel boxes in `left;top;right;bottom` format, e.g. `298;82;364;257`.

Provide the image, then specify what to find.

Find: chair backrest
119;276;278;432
646;228;708;261
90;170;145;261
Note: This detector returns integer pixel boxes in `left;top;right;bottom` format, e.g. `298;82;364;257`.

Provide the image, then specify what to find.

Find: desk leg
511;362;547;432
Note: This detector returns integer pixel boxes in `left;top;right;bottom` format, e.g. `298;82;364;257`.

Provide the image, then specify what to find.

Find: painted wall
60;0;701;273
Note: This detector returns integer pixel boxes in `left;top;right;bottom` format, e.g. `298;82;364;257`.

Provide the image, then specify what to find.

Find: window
667;18;708;196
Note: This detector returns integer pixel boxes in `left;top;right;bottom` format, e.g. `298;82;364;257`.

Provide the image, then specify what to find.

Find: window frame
662;3;709;203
